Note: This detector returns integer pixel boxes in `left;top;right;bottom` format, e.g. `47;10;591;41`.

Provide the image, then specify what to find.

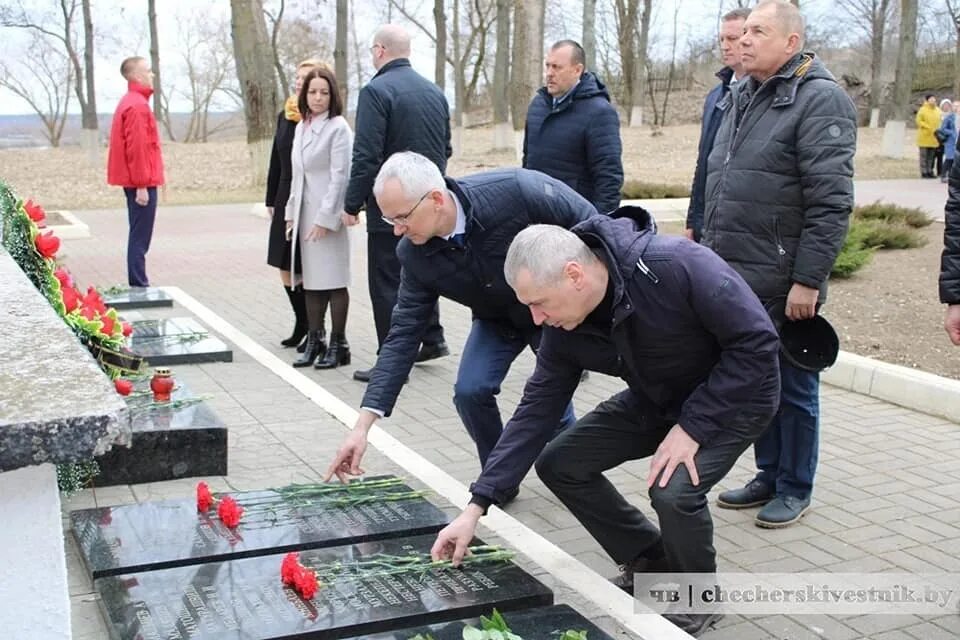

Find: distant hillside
0;112;246;149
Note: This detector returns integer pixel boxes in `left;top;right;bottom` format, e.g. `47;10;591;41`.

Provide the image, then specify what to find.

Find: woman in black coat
266;59;330;351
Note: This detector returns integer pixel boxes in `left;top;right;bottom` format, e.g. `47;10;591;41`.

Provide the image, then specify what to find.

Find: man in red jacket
107;56;165;287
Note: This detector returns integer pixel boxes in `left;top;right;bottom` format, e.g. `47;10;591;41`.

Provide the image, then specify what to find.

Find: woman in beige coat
285;67;353;368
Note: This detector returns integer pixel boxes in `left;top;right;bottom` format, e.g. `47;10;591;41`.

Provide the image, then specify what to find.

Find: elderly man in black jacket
702;0;856;528
326;152;597;499
342;25;450;382
430;213;781;637
523;40;623;214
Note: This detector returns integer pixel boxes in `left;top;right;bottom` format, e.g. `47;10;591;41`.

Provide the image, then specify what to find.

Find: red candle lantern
150;367;175;402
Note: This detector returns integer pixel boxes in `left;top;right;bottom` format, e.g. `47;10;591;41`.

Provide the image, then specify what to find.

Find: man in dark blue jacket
684;8;749;242
523;40;623;214
430;211;781;636
342;25;450;381
326;152;597;499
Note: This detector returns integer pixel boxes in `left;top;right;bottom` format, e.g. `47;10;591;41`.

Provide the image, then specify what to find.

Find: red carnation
294;567;319;599
122;322;133;337
61;285;80;313
54;268;72;289
114;379;133;396
23;199;46;224
217;495;243;528
281;552;301;585
100;315;116;336
82;287;107;316
196;482;215;513
34;231;59;259
80;305;96;321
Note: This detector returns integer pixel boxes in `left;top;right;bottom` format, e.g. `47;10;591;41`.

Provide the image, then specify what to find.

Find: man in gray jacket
702;0;856;528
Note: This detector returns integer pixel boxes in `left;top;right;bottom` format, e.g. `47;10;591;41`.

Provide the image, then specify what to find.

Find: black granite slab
96;534;553;640
128;316;233;365
94;380;226;486
103;287;174;309
0;248;130;473
71;475;448;579
348;604;614;640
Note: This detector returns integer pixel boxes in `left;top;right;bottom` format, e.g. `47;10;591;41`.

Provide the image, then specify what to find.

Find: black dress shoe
610;546;670;594
415;342;450;363
353;368;408;383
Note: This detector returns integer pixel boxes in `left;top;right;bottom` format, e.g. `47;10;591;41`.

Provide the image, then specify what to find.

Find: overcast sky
0;0;828;116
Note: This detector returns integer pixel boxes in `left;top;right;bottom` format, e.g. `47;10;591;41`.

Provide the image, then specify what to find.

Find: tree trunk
229;0;280;184
434;0;447;90
582;0;596;71
868;1;885;121
493;0;511;149
148;0;173;141
510;0;543;135
335;0;348;107
955;26;960;100
80;0;96;131
630;0;652;127
884;0;917;158
269;0;287;99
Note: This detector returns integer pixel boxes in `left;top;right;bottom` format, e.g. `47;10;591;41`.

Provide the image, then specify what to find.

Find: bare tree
1;0;98;153
176;15;238;143
583;0;597;69
434;0;447;89
838;0;895;126
335;0;348;106
147;0;175;141
633;0;653;127
893;0;918;120
945;0;960;98
80;0;96;151
511;0;545;138
264;0;287;98
0;33;73;147
614;0;651;127
230;0;280;185
493;0;511;149
648;0;681;129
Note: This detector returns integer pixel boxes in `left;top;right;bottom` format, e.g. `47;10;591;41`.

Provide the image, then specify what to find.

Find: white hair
373;151;445;200
505;225;597;288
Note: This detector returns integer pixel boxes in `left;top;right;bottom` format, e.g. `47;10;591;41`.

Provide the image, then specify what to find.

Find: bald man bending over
342;25;452;382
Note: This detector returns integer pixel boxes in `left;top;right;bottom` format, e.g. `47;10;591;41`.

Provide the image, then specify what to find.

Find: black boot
293;330;325;367
281;286;308;348
314;334;350;369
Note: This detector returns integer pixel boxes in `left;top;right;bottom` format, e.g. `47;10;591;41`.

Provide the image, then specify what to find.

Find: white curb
46;210;91;239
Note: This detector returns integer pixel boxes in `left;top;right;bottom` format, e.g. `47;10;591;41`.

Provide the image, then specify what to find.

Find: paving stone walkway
62;202;960;639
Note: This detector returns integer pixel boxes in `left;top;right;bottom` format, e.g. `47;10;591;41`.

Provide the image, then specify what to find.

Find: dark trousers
123;187;158;287
936;144;945;177
536;389;753;574
454;319;576;469
367;232;444;350
754;357;819;500
919;147;938;177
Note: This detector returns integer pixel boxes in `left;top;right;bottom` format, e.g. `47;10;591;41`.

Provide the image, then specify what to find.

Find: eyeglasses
382;191;432;227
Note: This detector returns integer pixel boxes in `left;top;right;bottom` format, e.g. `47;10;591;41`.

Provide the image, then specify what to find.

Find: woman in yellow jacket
917;94;942;178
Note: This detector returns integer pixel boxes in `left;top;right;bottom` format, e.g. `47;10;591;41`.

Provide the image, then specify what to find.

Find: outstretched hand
431;506;483;567
324;428;368;483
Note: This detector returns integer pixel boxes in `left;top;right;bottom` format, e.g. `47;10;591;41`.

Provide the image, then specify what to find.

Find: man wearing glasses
326;151;598;504
342;24;451;382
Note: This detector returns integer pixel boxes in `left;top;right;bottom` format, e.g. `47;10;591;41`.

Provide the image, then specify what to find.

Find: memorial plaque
96;534;553;640
348;604;615;640
129;316;232;365
94;379;227;486
103;287;174;309
71;475;448;579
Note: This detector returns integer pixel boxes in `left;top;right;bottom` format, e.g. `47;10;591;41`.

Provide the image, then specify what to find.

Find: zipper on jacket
636;257;660;284
774;218;786;271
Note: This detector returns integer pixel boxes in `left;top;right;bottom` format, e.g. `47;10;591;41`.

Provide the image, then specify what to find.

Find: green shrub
857;220;928;250
831;222;875;278
854;201;933;228
621;180;691;199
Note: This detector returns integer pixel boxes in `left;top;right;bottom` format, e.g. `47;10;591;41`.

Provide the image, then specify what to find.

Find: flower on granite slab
294;566;319;599
54;267;72;289
114;379;133;396
82;286;107;316
122;321;133;337
281;552;301;585
34;230;59;258
23;199;46;225
100;314;116;337
196;481;215;512
217;495;244;528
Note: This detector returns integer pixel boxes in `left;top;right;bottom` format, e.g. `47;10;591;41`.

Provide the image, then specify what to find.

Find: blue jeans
754;357;819;500
123;187;158;287
453;318;576;473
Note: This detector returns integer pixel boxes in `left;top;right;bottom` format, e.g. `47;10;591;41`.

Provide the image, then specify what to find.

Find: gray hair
505;225;597;288
722;7;751;22
373;151;445;201
754;0;806;49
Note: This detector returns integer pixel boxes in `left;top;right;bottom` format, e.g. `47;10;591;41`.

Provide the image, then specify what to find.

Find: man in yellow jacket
917;94;942;178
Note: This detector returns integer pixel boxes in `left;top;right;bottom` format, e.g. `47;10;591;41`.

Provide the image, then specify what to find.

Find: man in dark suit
342;25;450;382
